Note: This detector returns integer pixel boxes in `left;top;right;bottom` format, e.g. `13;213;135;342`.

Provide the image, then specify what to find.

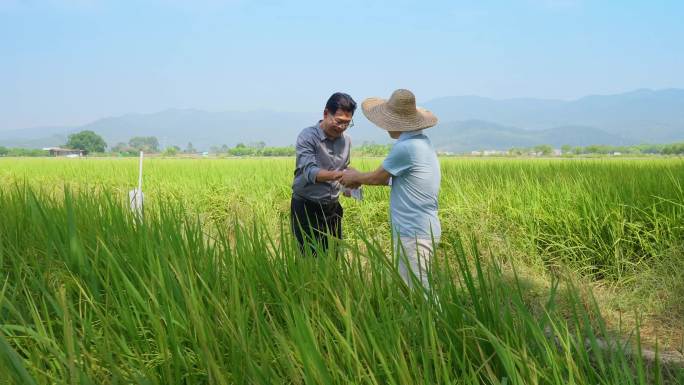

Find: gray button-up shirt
292;121;351;203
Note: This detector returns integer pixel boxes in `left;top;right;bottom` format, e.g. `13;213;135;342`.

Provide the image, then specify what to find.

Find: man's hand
340;169;361;188
316;169;344;182
340;166;392;187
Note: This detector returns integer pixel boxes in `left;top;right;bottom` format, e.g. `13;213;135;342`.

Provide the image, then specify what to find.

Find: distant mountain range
1;88;683;152
424;88;684;146
427;121;628;153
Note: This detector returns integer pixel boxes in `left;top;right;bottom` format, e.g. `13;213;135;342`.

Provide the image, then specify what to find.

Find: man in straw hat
340;89;440;290
291;92;358;256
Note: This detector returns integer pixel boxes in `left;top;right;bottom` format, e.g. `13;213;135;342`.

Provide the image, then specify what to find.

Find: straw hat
361;89;438;132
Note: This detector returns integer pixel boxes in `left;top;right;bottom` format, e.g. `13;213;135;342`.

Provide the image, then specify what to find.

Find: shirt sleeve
296;131;320;184
344;136;351;169
382;143;411;176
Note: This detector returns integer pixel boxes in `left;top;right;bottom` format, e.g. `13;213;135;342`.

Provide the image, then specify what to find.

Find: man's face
322;109;353;139
388;131;402;139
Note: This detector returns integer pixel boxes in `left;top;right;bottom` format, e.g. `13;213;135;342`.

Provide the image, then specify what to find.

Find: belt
293;195;339;207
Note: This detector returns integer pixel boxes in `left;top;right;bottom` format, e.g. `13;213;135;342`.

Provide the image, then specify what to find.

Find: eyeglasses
330;117;354;129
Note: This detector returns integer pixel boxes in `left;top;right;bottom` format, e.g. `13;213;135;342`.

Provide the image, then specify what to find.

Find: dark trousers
290;197;343;256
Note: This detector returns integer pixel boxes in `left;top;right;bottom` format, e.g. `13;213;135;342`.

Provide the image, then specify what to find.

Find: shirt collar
398;130;424;142
315;120;328;141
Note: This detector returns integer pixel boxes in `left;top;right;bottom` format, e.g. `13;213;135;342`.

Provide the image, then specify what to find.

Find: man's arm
296;133;321;184
340;166;391;186
316;170;343;182
296;130;343;183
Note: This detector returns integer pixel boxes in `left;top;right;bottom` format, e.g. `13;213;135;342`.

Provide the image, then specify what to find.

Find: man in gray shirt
291;92;357;256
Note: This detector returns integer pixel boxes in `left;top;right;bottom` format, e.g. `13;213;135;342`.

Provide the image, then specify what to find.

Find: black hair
325;92;357;115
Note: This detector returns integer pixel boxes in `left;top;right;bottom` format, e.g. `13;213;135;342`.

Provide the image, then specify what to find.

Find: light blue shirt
382;130;441;238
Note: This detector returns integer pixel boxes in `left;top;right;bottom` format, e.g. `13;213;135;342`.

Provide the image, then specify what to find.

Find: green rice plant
1;157;683;353
0;185;681;384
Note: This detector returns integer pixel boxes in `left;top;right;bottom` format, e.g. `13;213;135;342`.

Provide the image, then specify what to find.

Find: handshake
329;167;361;189
323;168;363;200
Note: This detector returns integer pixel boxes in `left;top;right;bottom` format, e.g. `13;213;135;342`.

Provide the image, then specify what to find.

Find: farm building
43;147;85;157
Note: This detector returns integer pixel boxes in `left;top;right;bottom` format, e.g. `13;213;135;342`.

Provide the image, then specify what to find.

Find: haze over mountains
1;88;683;152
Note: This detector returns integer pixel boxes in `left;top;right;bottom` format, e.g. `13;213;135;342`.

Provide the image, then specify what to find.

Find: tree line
506;143;684;156
561;143;684;155
3;129;684;157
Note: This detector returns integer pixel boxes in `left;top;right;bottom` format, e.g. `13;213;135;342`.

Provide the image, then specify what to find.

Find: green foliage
2;157;682;284
228;144;256;156
0;185;677;384
110;142;136;156
66;130;107;153
162;145;180;156
533;144;554;155
0;147;48;157
259;146;295;156
184;142;196;153
225;143;295;156
509;142;684;156
1;157;683;384
128;136;160;153
209;144;231;154
508;147;526;156
571;142;682;156
353;142;392;156
110;142;128;152
661;142;684;155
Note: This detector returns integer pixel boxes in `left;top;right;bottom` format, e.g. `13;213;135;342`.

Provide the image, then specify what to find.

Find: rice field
1;157;683;384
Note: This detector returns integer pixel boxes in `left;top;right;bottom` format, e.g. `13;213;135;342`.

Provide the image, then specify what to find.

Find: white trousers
396;236;440;290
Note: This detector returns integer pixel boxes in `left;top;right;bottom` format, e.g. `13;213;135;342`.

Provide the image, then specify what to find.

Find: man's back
382;131;441;238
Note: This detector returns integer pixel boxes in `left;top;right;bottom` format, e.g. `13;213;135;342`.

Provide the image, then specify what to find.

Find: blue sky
1;0;683;130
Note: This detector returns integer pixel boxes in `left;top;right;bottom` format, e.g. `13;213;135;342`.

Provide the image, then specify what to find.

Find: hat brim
361;97;438;132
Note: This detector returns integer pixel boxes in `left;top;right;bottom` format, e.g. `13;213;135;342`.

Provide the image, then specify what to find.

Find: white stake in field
129;151;144;217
